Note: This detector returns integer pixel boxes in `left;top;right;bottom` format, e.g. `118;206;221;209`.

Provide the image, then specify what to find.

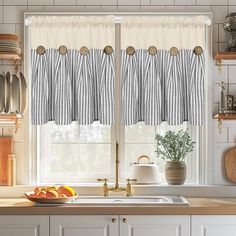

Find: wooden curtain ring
194;46;203;55
148;46;158;55
36;45;46;55
58;45;68;55
104;45;113;55
126;46;135;55
170;47;179;56
80;46;89;55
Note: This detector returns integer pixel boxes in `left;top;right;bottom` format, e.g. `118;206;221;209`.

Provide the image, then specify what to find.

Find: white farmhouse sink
69;196;189;205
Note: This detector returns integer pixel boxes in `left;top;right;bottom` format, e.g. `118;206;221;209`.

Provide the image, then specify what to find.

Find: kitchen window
38;122;200;184
26;13;209;185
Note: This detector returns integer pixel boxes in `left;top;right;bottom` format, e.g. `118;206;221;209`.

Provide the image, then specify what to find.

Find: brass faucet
97;141;136;197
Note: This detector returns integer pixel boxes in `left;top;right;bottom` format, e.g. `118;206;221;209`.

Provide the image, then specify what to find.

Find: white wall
0;0;235;185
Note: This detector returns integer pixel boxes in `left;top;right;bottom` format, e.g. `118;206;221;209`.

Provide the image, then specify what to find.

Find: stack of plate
0;34;21;55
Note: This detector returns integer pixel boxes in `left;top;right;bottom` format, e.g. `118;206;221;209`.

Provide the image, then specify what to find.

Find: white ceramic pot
130;155;161;184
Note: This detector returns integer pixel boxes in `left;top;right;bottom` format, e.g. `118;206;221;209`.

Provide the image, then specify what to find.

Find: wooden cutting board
0;137;12;185
224;147;236;183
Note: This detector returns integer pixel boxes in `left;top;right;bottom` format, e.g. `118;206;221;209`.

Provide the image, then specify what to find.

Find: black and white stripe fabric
121;49;205;126
31;48;204;126
31;48;115;125
31;50;49;125
54;52;72;125
121;50;139;125
100;51;115;125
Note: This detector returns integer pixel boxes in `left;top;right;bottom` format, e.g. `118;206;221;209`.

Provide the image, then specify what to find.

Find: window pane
39;122;112;183
79;144;111;174
79;122;111;143
50;122;79;143
125;122;155;143
50;144;79;172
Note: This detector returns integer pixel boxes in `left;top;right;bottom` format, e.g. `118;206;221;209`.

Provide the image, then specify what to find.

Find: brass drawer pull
112;218;116;223
123;218;127;223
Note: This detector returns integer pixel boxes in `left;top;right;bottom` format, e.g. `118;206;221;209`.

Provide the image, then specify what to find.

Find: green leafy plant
155;130;194;162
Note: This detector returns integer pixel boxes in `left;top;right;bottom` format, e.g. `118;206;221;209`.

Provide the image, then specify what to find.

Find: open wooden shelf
215;52;236;61
0;53;21;61
0;114;22;133
214;113;236;120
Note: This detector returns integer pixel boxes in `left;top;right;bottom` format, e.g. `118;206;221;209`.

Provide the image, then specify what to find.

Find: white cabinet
0;215;49;236
120;215;190;236
192;215;236;236
50;215;119;236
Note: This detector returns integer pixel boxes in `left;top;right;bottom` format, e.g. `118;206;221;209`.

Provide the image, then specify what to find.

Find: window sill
0;184;236;198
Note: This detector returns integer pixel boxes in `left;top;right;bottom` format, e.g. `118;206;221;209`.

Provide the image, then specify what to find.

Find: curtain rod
24;12;212;26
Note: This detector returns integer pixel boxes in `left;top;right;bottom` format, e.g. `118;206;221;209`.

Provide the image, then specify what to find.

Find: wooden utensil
0;137;13;185
224;147;236;183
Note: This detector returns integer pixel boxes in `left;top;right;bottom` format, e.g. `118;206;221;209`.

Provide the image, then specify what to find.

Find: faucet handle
97;178;108;184
126;178;137;184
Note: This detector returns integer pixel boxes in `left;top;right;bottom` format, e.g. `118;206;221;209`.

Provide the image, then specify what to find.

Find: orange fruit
29;193;37;198
34;187;41;196
45;190;59;198
58;186;76;197
38;190;46;198
59;193;67;198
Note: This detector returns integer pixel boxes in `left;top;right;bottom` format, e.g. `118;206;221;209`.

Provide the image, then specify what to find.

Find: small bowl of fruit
25;186;77;204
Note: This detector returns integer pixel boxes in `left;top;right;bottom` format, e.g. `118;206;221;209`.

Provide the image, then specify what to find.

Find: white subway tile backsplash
3;0;27;5
3;6;26;23
28;0;54;5
84;5;102;10
141;5;165;10
13;142;25;185
15;24;23;42
55;0;77;5
44;5;85;10
78;0;117;5
0;0;2;5
175;0;195;5
166;5;187;11
118;0;140;5
186;5;211;11
197;0;227;5
101;5;118;10
213;24;219;43
229;66;236;83
27;5;45;10
229;0;236;5
151;0;174;5
212;6;228;24
214;121;228;143
219;23;226;42
0;23;15;33
228;126;236;143
218;42;227;52
214;65;228;83
118;5;141;9
141;0;150;5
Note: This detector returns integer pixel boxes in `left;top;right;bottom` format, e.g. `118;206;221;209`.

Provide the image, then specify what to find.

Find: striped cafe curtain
30;16;115;125
121;16;206;126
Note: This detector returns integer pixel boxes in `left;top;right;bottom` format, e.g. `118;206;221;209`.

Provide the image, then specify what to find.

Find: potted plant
155;130;194;185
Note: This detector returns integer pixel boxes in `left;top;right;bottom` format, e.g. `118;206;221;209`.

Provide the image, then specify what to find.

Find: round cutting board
225;147;236;183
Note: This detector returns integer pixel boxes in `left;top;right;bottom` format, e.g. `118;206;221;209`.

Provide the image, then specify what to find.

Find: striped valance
31;48;204;126
31;48;115;125
121;49;205;126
